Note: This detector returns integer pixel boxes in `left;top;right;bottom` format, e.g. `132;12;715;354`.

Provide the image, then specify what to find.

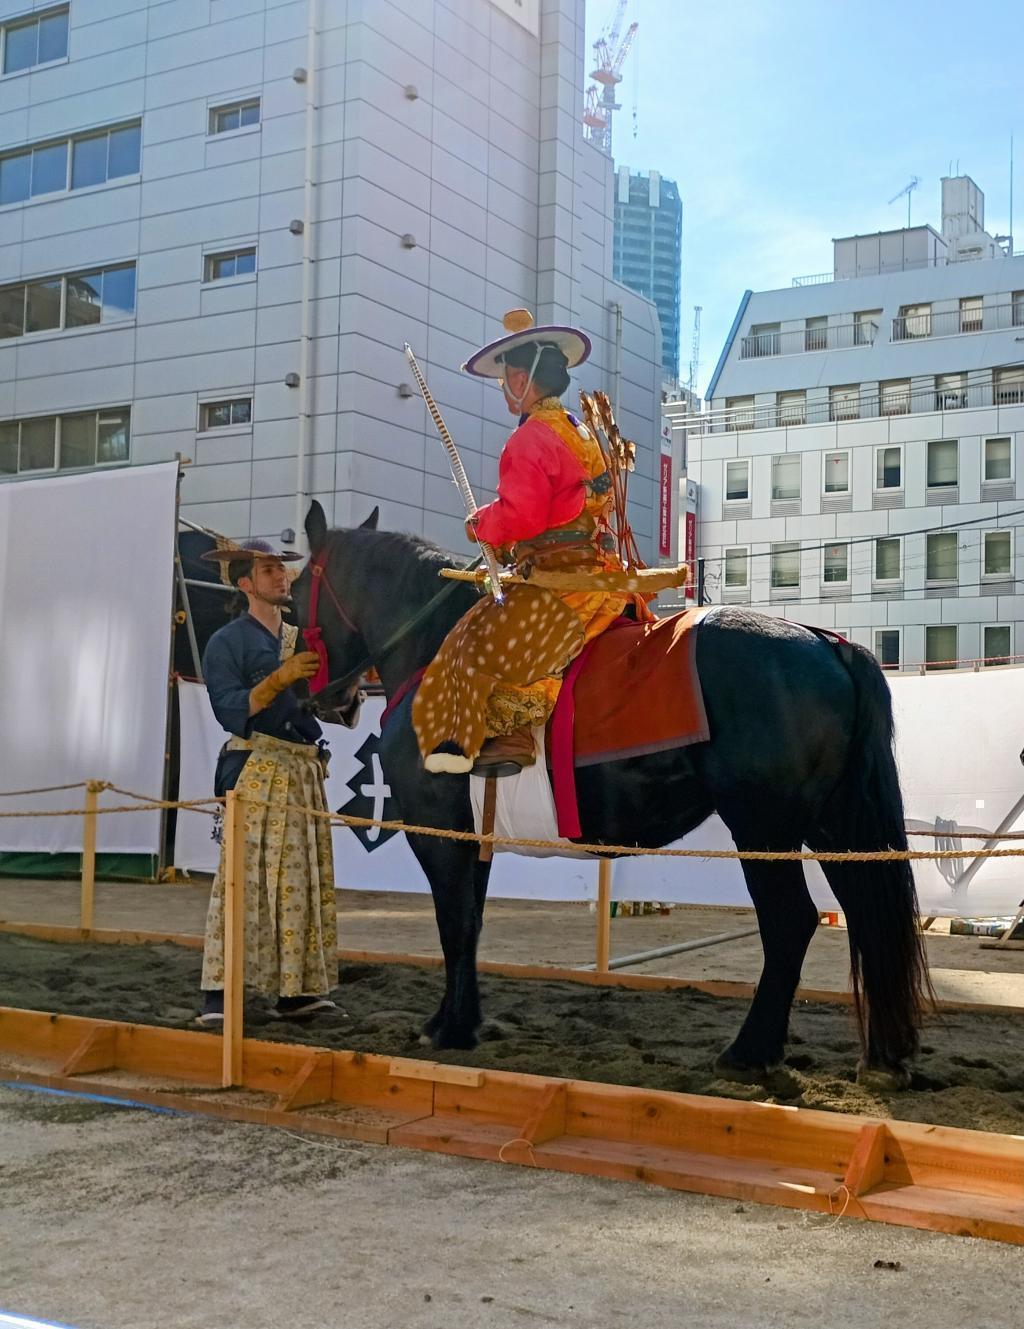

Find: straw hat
200;538;303;587
461;308;591;379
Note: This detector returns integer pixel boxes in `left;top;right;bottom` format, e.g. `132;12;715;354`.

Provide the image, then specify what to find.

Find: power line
671;575;1024;612
694;505;1024;565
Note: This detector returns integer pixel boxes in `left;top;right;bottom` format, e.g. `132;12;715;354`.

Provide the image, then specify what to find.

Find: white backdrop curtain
0;463;177;853
176;669;1024;916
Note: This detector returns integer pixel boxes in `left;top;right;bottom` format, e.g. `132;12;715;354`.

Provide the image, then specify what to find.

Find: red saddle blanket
548;607;712;838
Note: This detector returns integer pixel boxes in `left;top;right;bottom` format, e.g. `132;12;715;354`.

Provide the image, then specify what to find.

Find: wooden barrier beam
0;1005;1021;1245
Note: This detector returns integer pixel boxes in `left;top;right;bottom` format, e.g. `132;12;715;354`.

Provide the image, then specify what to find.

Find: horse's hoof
713;1048;778;1085
431;1025;480;1052
856;1060;911;1092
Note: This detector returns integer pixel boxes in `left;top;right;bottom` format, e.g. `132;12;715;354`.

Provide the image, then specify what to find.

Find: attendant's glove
249;651;320;713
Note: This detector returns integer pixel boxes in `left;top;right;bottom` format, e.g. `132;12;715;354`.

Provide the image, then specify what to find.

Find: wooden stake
222;789;246;1088
595;859;612;972
80;781;101;936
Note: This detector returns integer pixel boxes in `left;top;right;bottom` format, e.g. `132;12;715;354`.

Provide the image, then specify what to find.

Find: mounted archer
412;309;679;777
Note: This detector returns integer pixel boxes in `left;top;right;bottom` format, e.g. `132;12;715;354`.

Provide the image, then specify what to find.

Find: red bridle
303;552;361;695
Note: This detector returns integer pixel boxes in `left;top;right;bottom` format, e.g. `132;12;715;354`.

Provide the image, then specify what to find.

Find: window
777;391;806;426
0;122;140;206
2;7;69;76
959;296;983;333
1013;292;1024;329
994;366;1024;404
804;316;828;352
875;445;902;490
823;450;849;494
0;264;136;338
70;124;141;189
925;625;957;671
874;629;901;671
874;537;901;582
854;310;881;346
984;625;1012;667
725;459;749;502
200;398;252;430
927;439;958;489
724;547;748;589
823;543;849;584
935;372;967;410
0;408;129;477
829;384;859;421
926;532;958;582
983;530;1012;578
209;98;261;135
203;248;256;282
897;302;931;339
725;396;754;430
771;453;800;501
880;379;910;416
770;542;800;589
984;437;1012;481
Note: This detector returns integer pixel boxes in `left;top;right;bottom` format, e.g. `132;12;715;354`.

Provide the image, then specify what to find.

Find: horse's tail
819;642;932;1067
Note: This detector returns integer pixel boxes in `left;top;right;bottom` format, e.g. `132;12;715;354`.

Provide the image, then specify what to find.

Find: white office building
682;176;1024;671
0;0;663;557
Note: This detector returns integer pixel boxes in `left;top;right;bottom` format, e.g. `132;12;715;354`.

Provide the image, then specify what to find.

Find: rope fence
1;780;1022;1088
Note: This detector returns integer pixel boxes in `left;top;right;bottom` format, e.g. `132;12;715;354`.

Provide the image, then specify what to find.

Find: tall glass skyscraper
612;169;683;387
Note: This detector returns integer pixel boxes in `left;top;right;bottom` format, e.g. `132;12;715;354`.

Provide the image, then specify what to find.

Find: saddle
547;607;712;837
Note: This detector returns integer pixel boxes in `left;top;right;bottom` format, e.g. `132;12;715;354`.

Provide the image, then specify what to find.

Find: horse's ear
359;506;380;530
305;500;328;555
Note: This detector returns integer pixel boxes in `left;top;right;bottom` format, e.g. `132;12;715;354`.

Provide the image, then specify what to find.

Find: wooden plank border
0;1005;1021;1246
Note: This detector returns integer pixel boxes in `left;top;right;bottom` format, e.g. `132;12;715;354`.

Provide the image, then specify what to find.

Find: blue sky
585;0;1020;395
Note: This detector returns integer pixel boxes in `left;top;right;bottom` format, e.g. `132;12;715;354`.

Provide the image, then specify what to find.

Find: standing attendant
196;540;339;1027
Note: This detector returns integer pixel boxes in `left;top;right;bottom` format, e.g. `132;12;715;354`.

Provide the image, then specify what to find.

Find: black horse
291;502;931;1087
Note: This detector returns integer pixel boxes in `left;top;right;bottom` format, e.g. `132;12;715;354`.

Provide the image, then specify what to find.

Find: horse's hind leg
715;855;819;1081
410;835;491;1050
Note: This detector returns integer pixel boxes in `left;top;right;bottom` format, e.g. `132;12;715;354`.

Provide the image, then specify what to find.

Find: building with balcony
681;175;1024;672
0;0;664;559
612;167;682;389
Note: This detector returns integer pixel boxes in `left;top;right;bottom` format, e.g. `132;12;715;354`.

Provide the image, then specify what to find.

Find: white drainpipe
294;0;318;548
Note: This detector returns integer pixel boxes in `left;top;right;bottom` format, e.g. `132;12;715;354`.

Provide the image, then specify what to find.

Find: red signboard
658;452;672;557
684;509;696;598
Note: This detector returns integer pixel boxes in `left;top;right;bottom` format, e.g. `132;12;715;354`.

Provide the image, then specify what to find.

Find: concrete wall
0;0;662;559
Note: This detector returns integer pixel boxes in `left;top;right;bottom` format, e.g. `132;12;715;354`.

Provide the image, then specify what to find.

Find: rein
303;550;483;704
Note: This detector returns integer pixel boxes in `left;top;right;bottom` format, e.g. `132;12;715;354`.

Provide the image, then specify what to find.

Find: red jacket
474;416;587;548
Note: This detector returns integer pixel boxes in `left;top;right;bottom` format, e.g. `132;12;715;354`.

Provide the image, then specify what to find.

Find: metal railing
892;303;1024;341
690;374;1024;434
791;272;834;287
739;321;878;359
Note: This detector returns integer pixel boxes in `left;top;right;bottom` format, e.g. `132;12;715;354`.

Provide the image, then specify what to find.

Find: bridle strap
305;553;361;694
305;551;484;704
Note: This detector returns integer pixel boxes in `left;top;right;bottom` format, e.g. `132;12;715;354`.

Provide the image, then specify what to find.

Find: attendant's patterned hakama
200;732;337;997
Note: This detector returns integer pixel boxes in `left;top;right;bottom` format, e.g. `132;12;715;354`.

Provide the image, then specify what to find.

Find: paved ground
1;877;1022;1006
1;1084;1021;1329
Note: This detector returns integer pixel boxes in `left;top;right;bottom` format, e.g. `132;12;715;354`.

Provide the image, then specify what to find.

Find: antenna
887;176;921;228
687;306;702;396
1011;134;1015;255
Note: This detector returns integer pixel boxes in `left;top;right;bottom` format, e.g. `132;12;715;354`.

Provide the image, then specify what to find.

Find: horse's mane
327;527;471;610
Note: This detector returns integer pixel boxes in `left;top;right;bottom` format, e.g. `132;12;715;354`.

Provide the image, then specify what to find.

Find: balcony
892;302;1024;341
739;320;878;359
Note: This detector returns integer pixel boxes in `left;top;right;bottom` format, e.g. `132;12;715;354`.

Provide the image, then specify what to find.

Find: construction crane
583;0;638;157
888;176;920;228
687;306;702;397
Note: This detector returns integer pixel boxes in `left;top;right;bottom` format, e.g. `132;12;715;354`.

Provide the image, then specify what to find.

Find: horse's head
290;500;379;729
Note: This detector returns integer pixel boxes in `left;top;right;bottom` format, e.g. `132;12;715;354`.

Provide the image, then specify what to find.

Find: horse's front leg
410;835;490;1049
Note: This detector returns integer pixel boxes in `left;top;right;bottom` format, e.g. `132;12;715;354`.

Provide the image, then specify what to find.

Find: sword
403;343;505;603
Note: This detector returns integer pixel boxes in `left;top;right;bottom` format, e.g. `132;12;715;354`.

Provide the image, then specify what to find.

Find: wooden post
222;789;246;1088
80;781;101;936
595;859;612;973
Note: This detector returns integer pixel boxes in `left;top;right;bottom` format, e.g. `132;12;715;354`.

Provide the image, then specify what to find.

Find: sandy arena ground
2;1082;1023;1329
1;878;1023;1133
